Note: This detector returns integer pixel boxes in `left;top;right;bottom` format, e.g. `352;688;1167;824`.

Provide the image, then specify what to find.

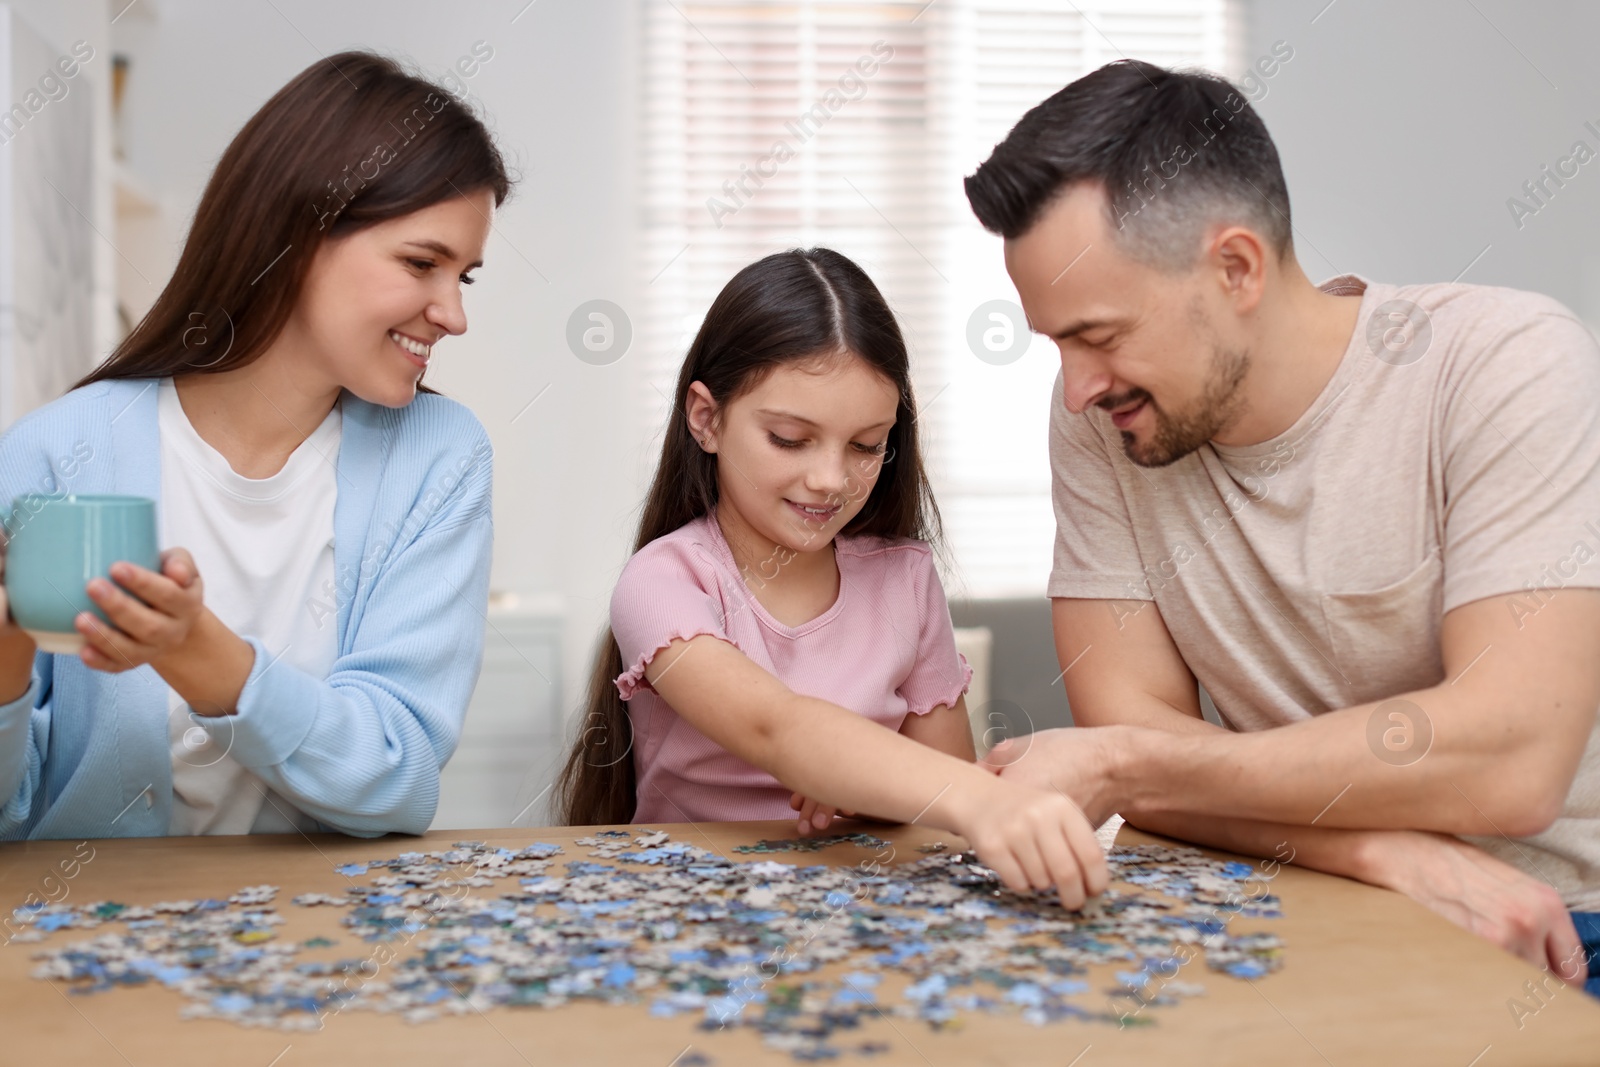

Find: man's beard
1101;344;1251;468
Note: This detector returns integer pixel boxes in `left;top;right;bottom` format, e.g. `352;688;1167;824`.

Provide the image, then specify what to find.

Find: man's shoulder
1388;280;1594;367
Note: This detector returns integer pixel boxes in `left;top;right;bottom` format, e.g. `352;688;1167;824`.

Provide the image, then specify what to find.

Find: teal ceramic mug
3;494;160;653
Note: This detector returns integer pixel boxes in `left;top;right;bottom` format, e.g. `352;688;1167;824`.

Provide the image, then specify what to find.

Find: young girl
0;52;508;839
557;249;1107;905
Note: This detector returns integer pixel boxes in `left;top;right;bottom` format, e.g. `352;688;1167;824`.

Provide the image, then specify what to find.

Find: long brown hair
77;51;510;390
555;248;943;825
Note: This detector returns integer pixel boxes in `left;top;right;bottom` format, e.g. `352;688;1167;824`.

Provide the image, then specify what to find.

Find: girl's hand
789;791;856;835
954;777;1109;909
78;549;205;673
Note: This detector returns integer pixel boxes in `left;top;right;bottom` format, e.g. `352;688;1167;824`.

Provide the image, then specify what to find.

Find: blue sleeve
0;657;49;835
0;400;95;836
196;452;494;837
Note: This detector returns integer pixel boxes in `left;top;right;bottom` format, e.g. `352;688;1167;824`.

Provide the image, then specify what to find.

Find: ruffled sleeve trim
615;631;746;701
903;652;974;716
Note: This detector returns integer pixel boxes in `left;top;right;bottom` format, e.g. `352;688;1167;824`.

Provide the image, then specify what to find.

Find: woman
0;51;510;839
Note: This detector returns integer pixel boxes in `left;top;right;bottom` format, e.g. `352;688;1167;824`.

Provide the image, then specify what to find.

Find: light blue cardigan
0;378;494;839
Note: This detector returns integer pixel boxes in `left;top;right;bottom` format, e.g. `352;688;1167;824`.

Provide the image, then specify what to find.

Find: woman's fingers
789;791;805;812
78;640;127;673
75;614;141;672
108;561;191;616
86;577;168;645
160;548;200;588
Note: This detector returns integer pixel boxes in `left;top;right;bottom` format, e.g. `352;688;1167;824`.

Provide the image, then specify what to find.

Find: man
965;58;1600;989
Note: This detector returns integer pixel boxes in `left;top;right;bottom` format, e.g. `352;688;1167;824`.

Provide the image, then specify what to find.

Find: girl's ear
685;381;720;452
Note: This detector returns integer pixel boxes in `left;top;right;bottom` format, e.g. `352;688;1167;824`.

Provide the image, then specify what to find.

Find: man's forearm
1120;809;1386;885
1082;701;1416;886
1056;587;1600;842
1108;695;1563;838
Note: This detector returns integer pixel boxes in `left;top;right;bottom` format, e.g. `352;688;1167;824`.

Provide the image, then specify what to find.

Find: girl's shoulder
835;533;949;607
611;516;731;620
622;516;726;581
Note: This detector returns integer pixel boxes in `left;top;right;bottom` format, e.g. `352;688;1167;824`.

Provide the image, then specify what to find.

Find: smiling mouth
787;499;841;522
389;330;433;364
1109;399;1146;429
1099;391;1151;430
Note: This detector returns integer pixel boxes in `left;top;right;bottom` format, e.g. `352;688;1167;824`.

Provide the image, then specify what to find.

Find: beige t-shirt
1048;274;1600;908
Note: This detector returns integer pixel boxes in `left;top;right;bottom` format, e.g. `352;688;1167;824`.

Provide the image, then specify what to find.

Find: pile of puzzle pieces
16;830;1284;1060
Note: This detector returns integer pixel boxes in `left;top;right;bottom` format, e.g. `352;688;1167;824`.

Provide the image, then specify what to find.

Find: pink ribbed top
611;514;971;823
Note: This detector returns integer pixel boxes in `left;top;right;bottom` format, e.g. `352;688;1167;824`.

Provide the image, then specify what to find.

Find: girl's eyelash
768;432;886;455
460;274;476;285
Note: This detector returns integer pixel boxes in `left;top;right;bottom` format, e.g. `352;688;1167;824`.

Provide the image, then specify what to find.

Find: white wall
109;0;648;738
3;0;114;368
1247;0;1600;327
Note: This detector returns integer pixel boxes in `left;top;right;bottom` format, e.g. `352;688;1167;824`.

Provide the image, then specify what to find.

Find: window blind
641;0;1238;598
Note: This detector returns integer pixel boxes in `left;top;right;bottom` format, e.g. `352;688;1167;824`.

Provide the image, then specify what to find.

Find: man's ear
1208;224;1268;316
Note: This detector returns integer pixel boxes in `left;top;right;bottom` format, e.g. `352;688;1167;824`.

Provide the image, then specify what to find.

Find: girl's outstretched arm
643;635;1108;907
792;697;976;834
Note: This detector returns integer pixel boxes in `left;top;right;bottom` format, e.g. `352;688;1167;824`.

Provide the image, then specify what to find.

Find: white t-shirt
158;378;342;834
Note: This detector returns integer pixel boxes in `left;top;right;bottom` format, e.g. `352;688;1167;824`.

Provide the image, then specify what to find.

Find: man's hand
1361;829;1588;985
981;726;1123;828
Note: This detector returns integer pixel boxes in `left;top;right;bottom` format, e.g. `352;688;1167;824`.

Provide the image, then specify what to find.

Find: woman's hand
789;791;855;835
951;776;1109;909
77;549;205;673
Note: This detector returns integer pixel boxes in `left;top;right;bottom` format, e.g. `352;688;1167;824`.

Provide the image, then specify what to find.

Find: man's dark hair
965;59;1293;270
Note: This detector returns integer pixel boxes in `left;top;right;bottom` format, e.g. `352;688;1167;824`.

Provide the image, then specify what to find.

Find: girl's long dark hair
555;248;943;825
76;51;510;391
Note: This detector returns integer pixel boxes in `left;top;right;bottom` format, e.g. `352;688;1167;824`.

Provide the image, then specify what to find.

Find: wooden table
2;820;1597;1066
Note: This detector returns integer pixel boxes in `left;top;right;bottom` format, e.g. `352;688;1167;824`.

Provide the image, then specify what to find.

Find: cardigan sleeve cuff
0;673;38;726
200;637;321;770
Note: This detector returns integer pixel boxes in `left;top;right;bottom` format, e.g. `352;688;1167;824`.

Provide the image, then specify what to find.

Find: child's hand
954;778;1109;909
789;791;856;835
